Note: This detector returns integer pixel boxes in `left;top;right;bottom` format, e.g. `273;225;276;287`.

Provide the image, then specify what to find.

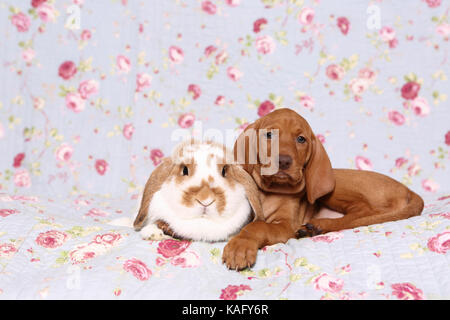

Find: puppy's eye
266;131;272;139
182;166;189;176
221;165;227;177
297;136;306;144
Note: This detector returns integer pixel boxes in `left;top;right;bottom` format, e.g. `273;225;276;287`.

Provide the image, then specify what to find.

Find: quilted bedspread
1;192;449;300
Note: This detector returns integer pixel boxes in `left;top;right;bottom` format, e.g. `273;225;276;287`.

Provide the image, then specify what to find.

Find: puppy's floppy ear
233;120;260;174
304;134;335;204
229;164;264;221
133;158;174;230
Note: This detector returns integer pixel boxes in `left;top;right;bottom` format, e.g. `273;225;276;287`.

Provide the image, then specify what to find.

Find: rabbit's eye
182;166;189;176
221;166;227;177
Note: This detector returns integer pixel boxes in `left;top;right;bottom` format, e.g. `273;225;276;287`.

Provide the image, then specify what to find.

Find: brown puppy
222;108;424;270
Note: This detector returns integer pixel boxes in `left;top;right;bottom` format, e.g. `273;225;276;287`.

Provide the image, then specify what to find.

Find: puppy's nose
278;154;292;170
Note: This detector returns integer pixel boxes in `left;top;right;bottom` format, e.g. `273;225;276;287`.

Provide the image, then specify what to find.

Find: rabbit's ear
133;158;174;230
229;164;264;221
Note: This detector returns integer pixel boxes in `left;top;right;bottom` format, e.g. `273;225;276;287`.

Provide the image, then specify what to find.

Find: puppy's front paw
222;236;258;271
295;223;323;238
140;223;169;240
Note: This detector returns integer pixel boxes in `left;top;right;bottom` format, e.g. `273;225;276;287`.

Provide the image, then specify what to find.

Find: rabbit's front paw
140;223;169;240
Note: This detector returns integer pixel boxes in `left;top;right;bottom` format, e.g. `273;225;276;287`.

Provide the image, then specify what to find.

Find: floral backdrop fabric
0;0;449;199
0;0;450;301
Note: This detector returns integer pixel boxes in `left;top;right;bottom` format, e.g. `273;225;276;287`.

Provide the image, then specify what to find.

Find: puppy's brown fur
222;108;424;270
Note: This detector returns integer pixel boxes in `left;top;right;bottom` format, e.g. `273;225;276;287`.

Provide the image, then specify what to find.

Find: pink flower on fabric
123;123;135;140
78;79;99;99
157;239;190;258
427;231;450;254
55;143;73;162
411;97;430;117
257;100;275;117
355;156;373;170
391;283;424;300
326;64;345;81
425;0;441;8
337;17;350;35
178;113;195;128
150;149;164;166
171;251;201;268
116;55;131;73
227;67;243;81
388;110;405;126
219;285;251;300
445;131;450;146
14;169;31;188
35;230;69;249
379;26;396;42
168;46;184;64
13;153;25;168
201;1;217;15
123;258;152;281
65;92;85;113
0;243;17;258
95;159;108;175
298;7;314;25
187;84;202;100
312;232;344;243
11;12;31;32
422;179;439;192
312;273;344;293
136;73;152;92
0;209;19;218
401;82;421;100
255;35;276;55
58;61;77;80
253;18;267;33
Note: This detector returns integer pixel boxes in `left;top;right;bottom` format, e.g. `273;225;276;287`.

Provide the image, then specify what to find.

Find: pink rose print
422;179;439;192
136;73;152;92
445;131;450;146
225;0;240;7
219;285;251;300
123;258;152;281
35;230;69;249
0;209;19;218
395;157;408;168
123;123;134;140
299;95;315;109
298;7;314;25
349;78;369;95
401;81;421;100
11;12;31;32
436;23;450;37
116;55;131;73
78;79;99;99
37;3;56;22
55;143;73;162
157;239;190;258
355;156;373;170
65;92;85;113
80;29;92;41
204;45;217;57
358;68;376;84
22;48;35;64
0;243;17;258
326;64;345;81
257;100;275;117
201;1;217;15
227;66;243;81
215;95;225;106
337;17;350;35
215;50;228;65
95;159;108;175
178;113;195;128
312;273;344;293
93;233;122;246
391;283;424;300
85;208;109;217
407;163;421;177
171;250;201;268
32;0;47;8
13;153;25;168
424;0;441;8
427;231;450;254
150;149;164;166
168;46;184;64
253;18;267;33
187;84;202;100
255;35;276;55
14;169;31;188
388;110;405;126
58;61;77;80
379;26;396;42
411;97;430;117
312;231;344;243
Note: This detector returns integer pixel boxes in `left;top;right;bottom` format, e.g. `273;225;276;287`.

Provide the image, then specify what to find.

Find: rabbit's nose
196;199;215;207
